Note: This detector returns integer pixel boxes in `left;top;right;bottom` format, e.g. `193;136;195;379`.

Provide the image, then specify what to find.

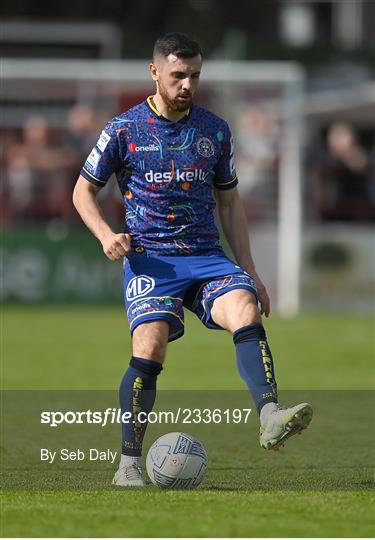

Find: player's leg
210;288;313;450
113;320;169;486
210;288;279;421
114;253;187;485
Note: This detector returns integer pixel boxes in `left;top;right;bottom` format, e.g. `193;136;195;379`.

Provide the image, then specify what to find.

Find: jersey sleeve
80;121;122;187
213;122;238;191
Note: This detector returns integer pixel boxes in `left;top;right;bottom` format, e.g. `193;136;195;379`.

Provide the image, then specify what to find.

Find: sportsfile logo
145;169;208;183
128;142;159;152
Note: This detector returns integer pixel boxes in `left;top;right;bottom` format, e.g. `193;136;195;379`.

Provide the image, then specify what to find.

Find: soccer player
73;32;313;486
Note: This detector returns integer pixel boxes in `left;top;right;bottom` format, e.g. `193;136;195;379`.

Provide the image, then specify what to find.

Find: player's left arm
215;187;270;317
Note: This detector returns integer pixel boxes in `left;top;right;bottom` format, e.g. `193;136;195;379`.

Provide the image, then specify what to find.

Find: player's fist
252;272;271;318
101;232;131;261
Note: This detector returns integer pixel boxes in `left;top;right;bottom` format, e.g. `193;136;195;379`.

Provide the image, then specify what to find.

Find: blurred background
1;0;374;314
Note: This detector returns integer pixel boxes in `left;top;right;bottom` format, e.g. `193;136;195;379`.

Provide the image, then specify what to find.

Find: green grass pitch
2;305;374;537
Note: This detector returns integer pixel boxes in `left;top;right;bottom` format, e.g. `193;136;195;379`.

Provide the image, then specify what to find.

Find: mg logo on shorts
126;275;155;301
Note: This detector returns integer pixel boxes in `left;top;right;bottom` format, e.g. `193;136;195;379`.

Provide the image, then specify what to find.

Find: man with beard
73;32;313;486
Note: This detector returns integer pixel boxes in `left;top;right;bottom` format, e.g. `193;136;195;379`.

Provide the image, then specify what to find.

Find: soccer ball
146;432;208;489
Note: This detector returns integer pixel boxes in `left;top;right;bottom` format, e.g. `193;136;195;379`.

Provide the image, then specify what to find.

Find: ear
149;63;159;82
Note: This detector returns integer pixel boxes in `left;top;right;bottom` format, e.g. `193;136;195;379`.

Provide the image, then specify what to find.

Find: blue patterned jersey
81;96;238;255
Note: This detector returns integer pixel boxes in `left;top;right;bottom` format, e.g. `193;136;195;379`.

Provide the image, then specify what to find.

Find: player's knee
212;290;261;333
132;339;167;362
231;300;261;333
223;295;261;333
132;321;169;362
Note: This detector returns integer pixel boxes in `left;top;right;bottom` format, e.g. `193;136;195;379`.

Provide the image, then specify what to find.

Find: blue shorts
124;253;258;342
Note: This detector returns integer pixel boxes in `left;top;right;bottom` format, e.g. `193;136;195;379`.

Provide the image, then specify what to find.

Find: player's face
151;54;202;112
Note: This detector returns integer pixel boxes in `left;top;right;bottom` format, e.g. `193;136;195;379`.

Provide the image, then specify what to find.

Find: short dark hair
153;32;202;61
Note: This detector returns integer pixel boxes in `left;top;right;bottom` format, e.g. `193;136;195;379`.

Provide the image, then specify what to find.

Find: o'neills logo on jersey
145;169;209;183
128;142;159;152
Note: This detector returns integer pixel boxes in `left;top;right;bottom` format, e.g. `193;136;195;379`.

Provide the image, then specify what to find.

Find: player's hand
252;272;271;317
101;232;131;261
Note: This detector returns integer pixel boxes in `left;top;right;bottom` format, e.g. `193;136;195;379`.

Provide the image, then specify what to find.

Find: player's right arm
73;175;131;261
73;119;131;261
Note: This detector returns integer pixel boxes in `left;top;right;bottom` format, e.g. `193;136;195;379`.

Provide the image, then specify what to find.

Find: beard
158;80;193;112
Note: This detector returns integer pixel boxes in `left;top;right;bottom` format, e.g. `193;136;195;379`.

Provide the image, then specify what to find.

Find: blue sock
233;324;278;415
120;356;163;456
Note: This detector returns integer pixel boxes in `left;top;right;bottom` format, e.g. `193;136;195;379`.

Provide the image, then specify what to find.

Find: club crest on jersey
126;275;155;301
197;137;214;158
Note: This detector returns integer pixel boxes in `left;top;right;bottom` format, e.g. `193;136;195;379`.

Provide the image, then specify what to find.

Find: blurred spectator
66;103;99;161
236;108;280;221
312;122;374;222
66;103;124;228
5;116;77;222
2;105;125;228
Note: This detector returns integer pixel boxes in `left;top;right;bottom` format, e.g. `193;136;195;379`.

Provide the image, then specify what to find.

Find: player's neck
151;94;189;123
